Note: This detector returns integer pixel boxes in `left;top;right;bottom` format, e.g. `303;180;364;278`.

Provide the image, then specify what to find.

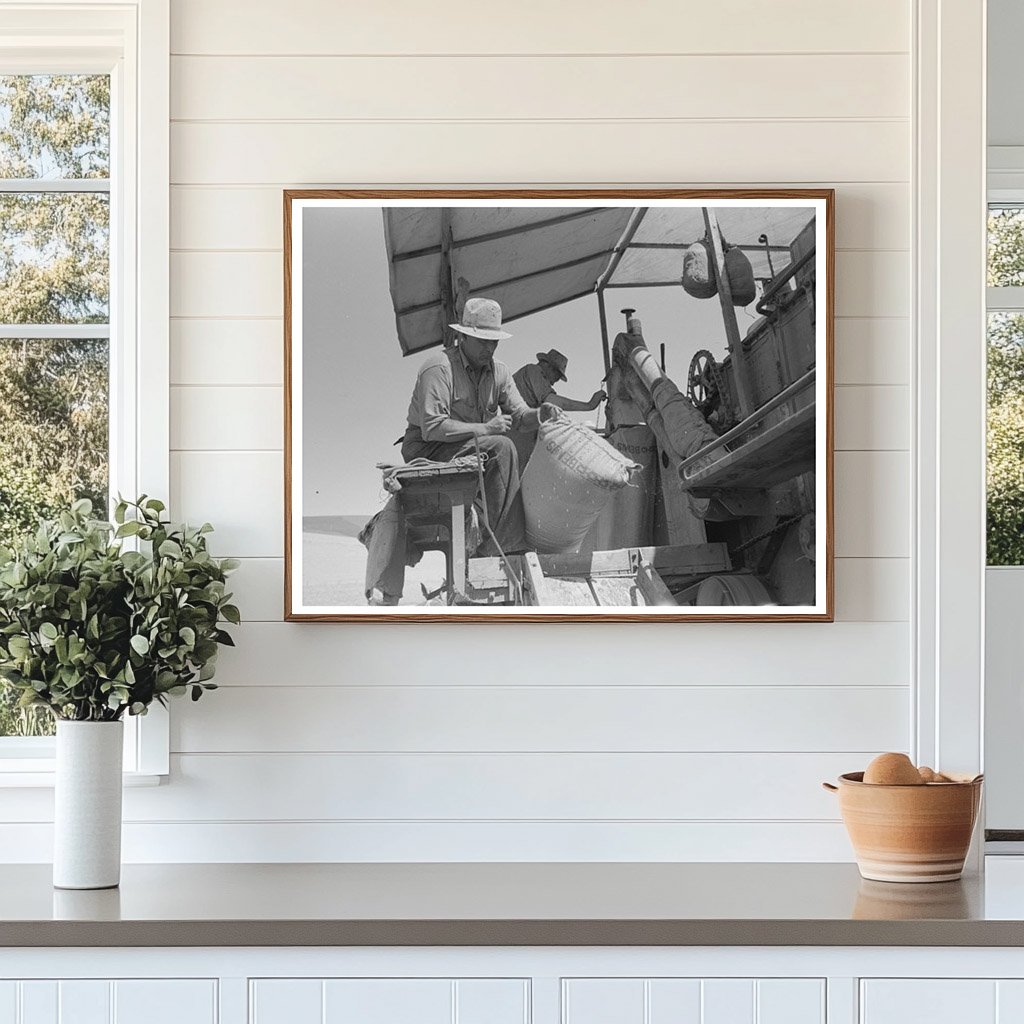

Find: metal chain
732;514;802;555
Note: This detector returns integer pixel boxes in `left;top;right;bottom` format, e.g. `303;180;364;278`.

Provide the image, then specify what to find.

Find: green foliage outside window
0;76;110;736
988;209;1024;566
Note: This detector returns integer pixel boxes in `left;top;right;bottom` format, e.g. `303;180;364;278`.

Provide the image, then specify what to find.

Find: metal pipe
597;288;611;378
754;246;816;317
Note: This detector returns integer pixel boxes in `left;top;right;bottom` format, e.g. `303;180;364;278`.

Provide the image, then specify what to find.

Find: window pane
989;206;1024;287
0;192;109;323
0;338;108;738
988;312;1024;565
0;75;109;179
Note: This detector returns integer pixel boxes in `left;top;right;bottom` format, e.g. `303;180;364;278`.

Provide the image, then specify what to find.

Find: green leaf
144;498;166;513
220;604;241;625
130;634;150;656
39;622;58;641
178;626;196;646
220;558;241;572
116;520;140;537
158;539;183;559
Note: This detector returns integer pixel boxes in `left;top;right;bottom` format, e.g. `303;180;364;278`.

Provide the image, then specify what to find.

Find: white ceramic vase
53;720;124;890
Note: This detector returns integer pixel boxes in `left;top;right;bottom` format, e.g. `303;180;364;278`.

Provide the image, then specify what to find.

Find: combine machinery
382;202;826;609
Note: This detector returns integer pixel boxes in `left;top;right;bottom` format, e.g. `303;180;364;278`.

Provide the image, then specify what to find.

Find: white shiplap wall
6;0;917;862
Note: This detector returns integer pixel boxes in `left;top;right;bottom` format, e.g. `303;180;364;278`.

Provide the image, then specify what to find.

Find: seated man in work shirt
401;297;557;556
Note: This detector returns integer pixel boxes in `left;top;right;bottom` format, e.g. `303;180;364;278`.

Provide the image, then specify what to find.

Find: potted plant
0;497;239;889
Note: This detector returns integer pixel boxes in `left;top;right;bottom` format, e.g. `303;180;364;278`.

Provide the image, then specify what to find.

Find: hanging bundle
681;239;717;299
724;245;756;307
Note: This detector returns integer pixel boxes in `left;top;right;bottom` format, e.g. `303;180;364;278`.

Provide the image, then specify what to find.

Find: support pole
439;208;456;348
597;288;611;378
703;207;755;419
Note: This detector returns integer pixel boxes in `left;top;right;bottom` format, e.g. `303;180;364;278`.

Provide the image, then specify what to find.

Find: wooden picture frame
284;189;834;622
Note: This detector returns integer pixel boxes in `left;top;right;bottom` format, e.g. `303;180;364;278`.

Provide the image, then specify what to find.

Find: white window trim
0;0;169;784
914;0;987;860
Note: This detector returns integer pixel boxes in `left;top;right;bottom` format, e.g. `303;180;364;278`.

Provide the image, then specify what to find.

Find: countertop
7;861;1024;947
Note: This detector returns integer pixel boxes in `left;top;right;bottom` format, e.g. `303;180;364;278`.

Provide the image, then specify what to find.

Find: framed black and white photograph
284;190;833;621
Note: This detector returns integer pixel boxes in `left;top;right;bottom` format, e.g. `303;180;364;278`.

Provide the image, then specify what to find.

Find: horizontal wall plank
171;684;909;754
170;0;910;56
171;451;282;557
0;820;856;863
171;386;282;450
833;558;909;622
171;319;284;386
171;182;908;252
228;556;909;623
171;55;909;122
834;318;909;386
210;621;910;687
119;752;879;821
172;448;906;559
835;250;908;318
170;121;909;186
834;451;909;558
834;385;909;450
171;250;908;320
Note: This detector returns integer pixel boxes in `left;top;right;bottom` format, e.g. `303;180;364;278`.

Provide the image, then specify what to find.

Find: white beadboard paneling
834;319;909;386
229;554;907;624
170;319;283;386
703;980;755;1024
0;983;12;1024
172;55;909;122
250;980;322;1024
757;980;826;1024
170;0;910;55
456;980;530;1024
834;451;910;558
834;559;909;622
113;981;218;1024
20;982;57;1021
59;980;110;1023
213;622;910;687
171;451;283;557
835;251;909;318
171;252;281;317
171;386;282;451
171;685;909;754
648;980;701;1023
564;980;644;1024
860;980;996;1024
0;820;856;862
124;752;867;821
171;121;909;186
834;386;910;451
323;980;451;1024
998;981;1024;1022
170;183;909;253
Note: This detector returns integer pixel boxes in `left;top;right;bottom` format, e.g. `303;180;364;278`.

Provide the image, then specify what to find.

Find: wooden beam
634;556;676;606
521;551;553;606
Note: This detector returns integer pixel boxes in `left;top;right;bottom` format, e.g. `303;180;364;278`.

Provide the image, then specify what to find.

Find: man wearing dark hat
401;297;556;555
513;349;606;414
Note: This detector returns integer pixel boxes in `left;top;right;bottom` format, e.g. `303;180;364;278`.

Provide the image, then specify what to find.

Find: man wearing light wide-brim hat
401;297;557;555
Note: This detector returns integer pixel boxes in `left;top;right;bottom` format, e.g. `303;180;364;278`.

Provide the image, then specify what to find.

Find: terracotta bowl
823;772;983;883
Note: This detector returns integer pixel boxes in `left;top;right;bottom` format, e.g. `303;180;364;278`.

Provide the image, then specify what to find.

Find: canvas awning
383;205;816;356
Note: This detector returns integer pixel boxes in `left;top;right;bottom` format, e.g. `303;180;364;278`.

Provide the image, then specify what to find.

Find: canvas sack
521;417;638;554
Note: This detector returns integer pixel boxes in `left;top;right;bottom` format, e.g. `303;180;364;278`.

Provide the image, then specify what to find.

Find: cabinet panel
757;980;825;1024
250;980;322;1024
648;980;701;1023
114;981;216;1024
455;980;529;1024
19;983;56;1024
563;980;645;1024
998;980;1024;1022
323;980;451;1024
58;982;109;1024
702;980;754;1024
0;984;15;1024
861;980;996;1023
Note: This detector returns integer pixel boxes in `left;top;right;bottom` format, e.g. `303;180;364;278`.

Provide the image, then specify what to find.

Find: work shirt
405;343;533;444
513;362;556;409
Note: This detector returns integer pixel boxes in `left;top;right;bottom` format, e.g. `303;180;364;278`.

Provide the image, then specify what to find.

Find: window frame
0;0;169;783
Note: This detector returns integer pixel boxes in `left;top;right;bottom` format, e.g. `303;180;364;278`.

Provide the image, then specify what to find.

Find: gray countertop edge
5;919;1024;948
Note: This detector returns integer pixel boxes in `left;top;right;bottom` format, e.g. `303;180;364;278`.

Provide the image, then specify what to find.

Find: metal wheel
687;350;719;410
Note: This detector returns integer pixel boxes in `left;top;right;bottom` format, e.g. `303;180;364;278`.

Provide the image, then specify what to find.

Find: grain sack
725;246;756;306
682;239;717;299
581;425;658;553
521;417;639;554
